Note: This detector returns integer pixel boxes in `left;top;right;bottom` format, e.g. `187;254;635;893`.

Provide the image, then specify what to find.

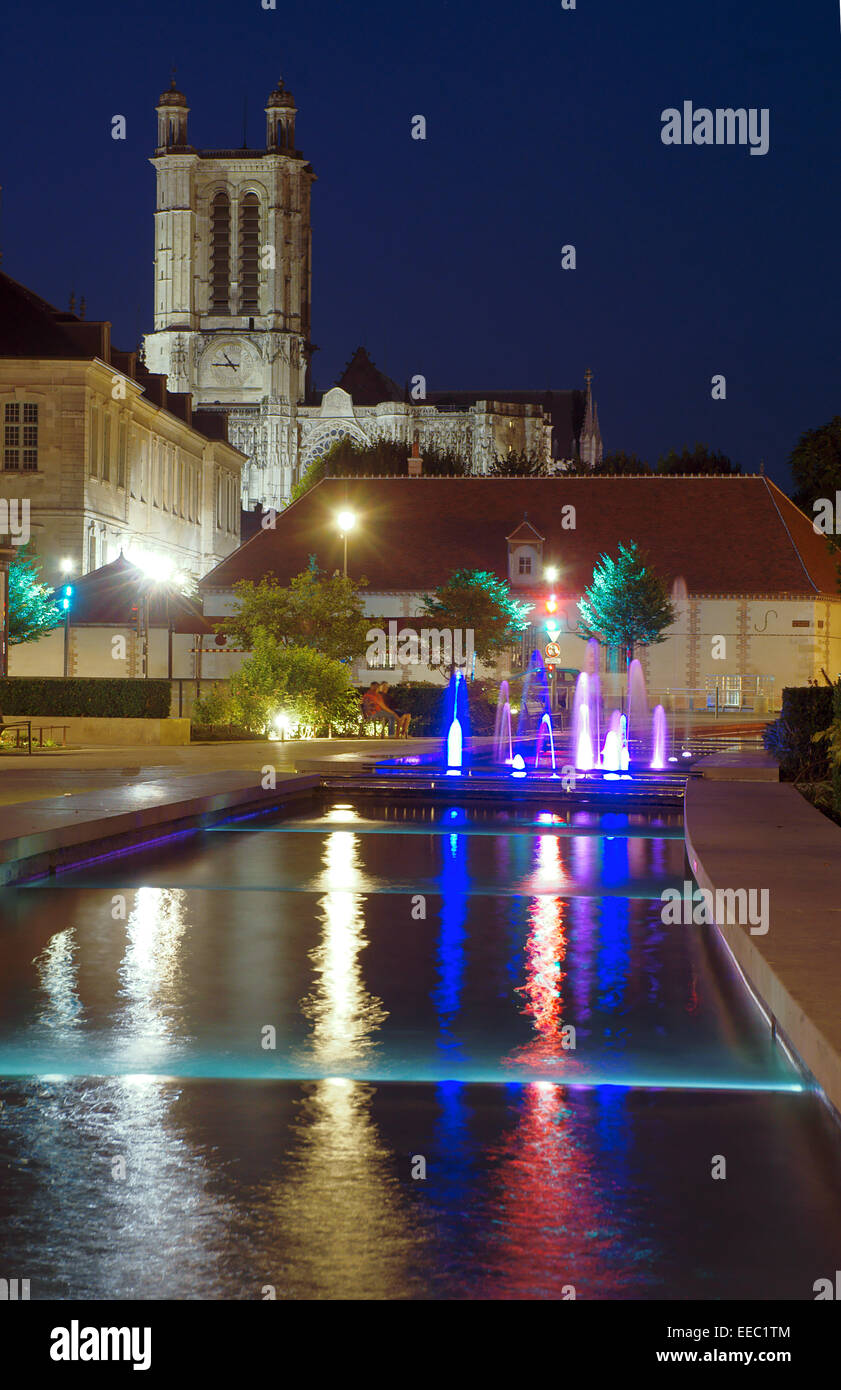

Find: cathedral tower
143;76;316;509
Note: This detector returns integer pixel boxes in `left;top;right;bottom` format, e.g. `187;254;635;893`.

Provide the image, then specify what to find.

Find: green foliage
763;685;833;781
0;677;171;718
577;542;675;657
488;450;552;477
806;682;841;812
421;568;532;668
594;451;650;475
788;416;841;518
291;437;468;502
289;454;327;504
656;443;740;475
223;634;358;736
8;546;62;645
224;567;374;665
192;682;230;728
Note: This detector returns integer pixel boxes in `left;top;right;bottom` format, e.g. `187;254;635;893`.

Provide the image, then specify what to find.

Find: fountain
494;680;514;763
573;676;595;771
535;713;558;773
444;669;469;773
650;704;668;770
626;659;649;759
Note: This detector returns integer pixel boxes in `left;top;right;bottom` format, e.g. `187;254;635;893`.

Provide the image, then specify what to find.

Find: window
117;421;127;489
5;401;39;471
193;468;199;520
87;529;96;572
239;193;260;313
210;192;231;313
518;554;532;575
152;440;159;506
90;405;99;477
103;413;112;483
216;473;223;529
163;447;170;511
139;440;147;501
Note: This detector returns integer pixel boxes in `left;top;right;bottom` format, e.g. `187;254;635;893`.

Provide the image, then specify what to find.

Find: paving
684;767;841;1117
693;749;779;781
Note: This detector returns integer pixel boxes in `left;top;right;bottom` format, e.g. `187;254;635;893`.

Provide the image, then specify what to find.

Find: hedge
357;680;497;737
763;685;834;781
0;678;172;719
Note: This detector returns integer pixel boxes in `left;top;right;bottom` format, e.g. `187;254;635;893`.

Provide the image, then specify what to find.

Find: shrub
192;682;230;729
763;685;834;780
0;677;171;718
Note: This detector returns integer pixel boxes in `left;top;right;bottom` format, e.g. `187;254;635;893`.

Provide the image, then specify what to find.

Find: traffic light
61;584;73;612
544;593;561;640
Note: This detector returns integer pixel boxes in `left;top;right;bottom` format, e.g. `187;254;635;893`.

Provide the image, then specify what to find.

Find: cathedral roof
157;79;187;108
334;347;404;405
200;475;839;599
425;387;587;459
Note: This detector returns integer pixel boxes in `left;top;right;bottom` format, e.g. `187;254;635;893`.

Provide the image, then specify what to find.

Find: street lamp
61;584;74;677
544;565;559;583
337;510;356;578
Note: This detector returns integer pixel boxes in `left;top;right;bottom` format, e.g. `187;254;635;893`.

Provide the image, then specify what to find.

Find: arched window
239;193;260;313
210;192;231;313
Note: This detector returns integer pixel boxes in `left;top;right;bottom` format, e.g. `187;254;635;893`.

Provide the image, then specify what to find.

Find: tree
656;443;739;474
594;450;650;475
789;416;841;517
421;568;532;670
223;566;374;665
226;633;359;736
488;449;552;477
8;546;62;645
577;541;675;663
291;436;468;502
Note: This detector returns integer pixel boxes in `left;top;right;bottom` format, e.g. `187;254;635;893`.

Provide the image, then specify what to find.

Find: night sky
1;0;838;488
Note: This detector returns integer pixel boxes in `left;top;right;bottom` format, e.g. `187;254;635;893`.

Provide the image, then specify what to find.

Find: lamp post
337;510;356;579
61;584;74;677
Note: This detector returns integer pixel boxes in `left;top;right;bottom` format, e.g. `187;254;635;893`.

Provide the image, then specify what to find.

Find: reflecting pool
0;795;839;1298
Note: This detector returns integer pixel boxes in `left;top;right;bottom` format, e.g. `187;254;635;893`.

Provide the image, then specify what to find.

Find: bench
0;721;70;753
0;718;32;755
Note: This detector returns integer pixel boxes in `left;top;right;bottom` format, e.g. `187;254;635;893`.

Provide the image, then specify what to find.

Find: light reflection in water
299;829;387;1066
434;830;469;1061
118;888;190;1067
34;929;83;1035
262;1078;425;1299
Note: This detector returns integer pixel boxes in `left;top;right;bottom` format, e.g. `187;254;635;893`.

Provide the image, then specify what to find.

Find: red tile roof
199;475;839;598
62;555;214;632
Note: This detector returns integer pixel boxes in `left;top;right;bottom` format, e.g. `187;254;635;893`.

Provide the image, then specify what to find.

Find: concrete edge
0;775;324;886
684;784;841;1121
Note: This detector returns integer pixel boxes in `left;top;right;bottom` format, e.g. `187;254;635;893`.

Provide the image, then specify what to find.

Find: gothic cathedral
143;76;314;510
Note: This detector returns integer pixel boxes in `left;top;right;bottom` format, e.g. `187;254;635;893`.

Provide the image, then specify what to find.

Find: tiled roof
0;270;91;357
334;347;403;404
61;555;213;632
199;475;839;598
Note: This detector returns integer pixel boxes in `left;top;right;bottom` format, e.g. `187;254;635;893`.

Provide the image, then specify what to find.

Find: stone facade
0;355;244;585
143;77;314;510
142;81;602;513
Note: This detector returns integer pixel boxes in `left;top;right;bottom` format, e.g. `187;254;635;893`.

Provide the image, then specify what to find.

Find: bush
763;685;834;780
0;677;172;718
358;679;498;737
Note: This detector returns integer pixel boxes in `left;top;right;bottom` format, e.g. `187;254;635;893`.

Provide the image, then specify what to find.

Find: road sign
544;642;561;660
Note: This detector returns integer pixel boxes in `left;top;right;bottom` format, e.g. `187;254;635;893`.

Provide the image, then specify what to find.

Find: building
0;269;246;587
10;554;214;686
143;76;315;511
143;79;603;513
197;474;841;710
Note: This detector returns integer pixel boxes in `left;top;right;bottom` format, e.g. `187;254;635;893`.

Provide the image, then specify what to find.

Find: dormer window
518;554;532;575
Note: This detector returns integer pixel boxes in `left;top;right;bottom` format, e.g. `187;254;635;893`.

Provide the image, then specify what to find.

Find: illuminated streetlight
336;511;356;578
60;557;75;575
544;565;559;583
